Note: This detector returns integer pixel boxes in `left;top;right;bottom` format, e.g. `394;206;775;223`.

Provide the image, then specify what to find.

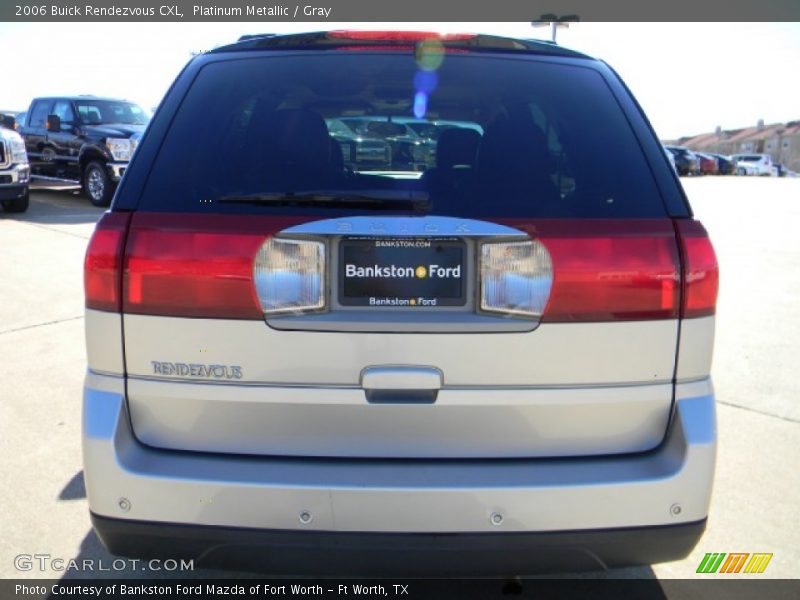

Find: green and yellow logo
696;552;773;574
415;265;427;278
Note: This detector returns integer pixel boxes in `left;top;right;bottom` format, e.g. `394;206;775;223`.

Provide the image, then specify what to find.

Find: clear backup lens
254;238;325;315
480;240;553;318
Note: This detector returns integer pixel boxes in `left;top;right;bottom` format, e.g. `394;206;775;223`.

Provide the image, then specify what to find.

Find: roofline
210;30;592;60
31;95;137;102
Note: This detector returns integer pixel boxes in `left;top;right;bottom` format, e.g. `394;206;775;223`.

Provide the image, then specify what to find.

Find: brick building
667;119;800;172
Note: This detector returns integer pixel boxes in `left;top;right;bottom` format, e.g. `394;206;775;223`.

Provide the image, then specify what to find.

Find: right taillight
531;220;681;322
84;212;130;312
675;219;719;318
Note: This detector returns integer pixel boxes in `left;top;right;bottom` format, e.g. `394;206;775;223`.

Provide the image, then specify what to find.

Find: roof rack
237;34;275;42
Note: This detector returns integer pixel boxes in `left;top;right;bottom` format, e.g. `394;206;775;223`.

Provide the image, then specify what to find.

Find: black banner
3;0;800;22
3;579;800;600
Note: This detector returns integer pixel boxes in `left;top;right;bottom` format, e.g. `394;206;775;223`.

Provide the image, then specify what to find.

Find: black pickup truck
19;96;148;206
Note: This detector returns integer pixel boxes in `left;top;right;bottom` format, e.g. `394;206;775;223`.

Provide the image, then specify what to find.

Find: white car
732;153;774;176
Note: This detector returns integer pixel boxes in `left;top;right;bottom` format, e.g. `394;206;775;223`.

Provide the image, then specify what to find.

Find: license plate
339;238;466;307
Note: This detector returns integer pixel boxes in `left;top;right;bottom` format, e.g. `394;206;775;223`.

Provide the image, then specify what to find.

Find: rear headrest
477;117;552;178
264;108;331;166
329;137;344;171
436;128;481;169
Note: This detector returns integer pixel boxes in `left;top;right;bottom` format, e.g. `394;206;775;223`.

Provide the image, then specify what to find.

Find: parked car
663;144;677;173
339;117;436;171
731;153;774;176
695;152;719;175
83;30;718;576
18;96;149;206
664;145;700;176
0;113;16;130
395;118;484;142
325;118;392;170
707;152;736;175
0;127;31;212
14;111;27;132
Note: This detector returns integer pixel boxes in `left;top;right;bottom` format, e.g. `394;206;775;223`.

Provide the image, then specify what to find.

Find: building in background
666;119;800;172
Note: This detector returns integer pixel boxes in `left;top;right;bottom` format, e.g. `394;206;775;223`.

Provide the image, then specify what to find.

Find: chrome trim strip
120;371;674;390
30;174;81;184
361;366;443;390
281;216;529;238
0;163;30;185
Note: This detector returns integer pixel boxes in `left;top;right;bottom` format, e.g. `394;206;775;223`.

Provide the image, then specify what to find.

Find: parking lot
0;177;798;585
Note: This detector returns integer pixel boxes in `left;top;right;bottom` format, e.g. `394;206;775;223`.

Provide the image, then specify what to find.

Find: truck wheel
83;161;114;207
1;189;29;213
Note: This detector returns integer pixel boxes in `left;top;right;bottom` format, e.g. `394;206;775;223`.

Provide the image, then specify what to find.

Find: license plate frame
338;237;467;308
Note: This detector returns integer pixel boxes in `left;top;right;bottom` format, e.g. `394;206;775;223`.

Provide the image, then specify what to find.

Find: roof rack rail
237;33;275;42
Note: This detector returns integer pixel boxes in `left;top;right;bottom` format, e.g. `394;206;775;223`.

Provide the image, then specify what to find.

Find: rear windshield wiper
218;190;430;211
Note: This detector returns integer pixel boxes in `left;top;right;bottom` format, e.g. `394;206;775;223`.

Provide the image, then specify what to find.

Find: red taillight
676;220;719;318
503;220;681;322
122;214;309;319
328;31;476;42
84;212;131;312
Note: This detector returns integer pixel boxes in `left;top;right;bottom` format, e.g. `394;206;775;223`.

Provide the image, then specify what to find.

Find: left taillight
84;212;131;312
121;213;311;319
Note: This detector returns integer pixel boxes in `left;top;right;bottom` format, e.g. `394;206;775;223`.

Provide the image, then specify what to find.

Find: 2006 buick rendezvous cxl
82;31;718;575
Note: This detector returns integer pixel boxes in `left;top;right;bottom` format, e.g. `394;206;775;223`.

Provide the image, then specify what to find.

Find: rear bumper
91;512;706;575
83;373;716;572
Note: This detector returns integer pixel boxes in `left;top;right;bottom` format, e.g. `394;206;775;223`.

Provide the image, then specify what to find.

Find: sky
1;22;798;140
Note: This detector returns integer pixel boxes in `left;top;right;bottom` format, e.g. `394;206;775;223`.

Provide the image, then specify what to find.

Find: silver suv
82;31;718;575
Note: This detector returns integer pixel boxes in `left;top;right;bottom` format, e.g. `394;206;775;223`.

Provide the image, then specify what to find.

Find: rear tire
83;161;114;207
2;189;29;213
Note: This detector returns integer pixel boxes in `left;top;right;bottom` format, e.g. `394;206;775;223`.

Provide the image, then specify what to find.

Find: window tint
29;101;52;128
52;100;76;125
75;100;148;125
139;53;667;218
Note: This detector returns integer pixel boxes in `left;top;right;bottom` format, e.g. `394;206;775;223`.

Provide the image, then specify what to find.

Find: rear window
139;53;666;217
